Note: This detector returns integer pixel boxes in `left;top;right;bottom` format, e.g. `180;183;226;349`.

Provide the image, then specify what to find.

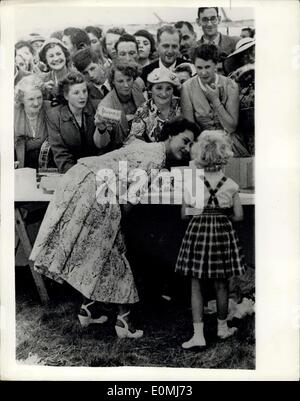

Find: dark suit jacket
197;33;240;60
47;102;99;173
140;57;187;84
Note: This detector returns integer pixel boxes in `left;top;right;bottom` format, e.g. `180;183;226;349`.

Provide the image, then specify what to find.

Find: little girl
175;130;246;349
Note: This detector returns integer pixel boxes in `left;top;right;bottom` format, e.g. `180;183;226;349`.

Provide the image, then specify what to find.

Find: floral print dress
30;141;166;304
126;97;181;143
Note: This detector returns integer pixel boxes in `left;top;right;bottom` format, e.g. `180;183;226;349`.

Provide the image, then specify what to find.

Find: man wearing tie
140;25;186;85
72;47;111;107
196;7;239;74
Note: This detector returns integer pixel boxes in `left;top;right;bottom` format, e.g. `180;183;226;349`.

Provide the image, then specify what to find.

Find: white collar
202;32;221;46
197;74;219;92
159;58;177;72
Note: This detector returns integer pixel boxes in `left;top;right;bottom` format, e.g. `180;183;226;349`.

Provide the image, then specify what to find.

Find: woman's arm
231;192;244;222
205;80;239;134
180;83;195;123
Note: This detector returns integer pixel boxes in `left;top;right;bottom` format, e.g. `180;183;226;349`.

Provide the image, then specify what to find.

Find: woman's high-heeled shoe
78;301;108;328
115;311;143;339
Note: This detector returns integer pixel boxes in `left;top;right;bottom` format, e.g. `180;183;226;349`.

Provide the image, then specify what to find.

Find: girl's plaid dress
175;176;246;279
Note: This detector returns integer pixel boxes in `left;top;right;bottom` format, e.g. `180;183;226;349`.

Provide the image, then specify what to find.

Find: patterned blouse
126;97;181;144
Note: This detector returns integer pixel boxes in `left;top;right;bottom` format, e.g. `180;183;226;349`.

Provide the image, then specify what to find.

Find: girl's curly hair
191;130;233;168
55;71;87;105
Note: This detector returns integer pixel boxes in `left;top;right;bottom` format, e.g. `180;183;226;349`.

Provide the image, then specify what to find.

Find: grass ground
15;268;255;369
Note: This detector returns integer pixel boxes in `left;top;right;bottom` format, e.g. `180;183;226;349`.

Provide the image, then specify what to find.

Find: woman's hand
94;114;114;133
204;83;220;104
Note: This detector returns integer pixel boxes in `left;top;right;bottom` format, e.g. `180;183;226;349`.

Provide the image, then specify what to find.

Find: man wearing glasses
196;7;239;73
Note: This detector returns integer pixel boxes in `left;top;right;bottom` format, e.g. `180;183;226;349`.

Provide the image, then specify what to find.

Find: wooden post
15;207;49;304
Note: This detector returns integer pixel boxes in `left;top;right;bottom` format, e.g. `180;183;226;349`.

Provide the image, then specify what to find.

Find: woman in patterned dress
30;118;200;339
126;68;182;144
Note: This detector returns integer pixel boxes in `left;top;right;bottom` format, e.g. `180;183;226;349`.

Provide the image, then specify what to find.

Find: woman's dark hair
160;118;201;141
39;41;70;68
63;27;91;51
56;71;87;104
108;60;140;88
72;47;100;72
133;29;156;56
192;44;219;64
15;40;34;56
85;26;103;39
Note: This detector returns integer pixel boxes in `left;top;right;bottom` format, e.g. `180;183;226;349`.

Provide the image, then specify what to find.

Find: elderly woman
38;38;71;101
181;44;249;156
126;67;182;144
14;75;52;169
30;119;200;338
93;60;145;153
134;29;156;67
47;71;99;173
224;38;255;154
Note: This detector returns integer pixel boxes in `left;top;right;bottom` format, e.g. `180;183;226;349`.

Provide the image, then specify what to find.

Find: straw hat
147;67;181;88
223;38;255;75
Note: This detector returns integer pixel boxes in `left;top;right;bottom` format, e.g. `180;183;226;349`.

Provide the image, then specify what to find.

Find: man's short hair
85;26;103;39
72;47;100;72
197;7;219;19
157;25;180;43
115;34;138;52
174;21;195;34
106;27;126;36
63;27;91;50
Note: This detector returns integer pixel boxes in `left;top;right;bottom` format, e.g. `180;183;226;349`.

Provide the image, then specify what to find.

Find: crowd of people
14;7;255;170
15;7;255;349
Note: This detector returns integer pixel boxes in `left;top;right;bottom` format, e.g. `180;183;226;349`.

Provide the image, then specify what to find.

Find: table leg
15;208;49;304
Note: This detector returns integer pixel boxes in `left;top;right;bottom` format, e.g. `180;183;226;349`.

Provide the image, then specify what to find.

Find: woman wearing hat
126;67;181;144
224;38;255;154
39;38;71;100
181;44;249;156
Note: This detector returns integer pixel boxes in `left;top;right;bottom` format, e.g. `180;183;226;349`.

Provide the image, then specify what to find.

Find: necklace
26;114;39;138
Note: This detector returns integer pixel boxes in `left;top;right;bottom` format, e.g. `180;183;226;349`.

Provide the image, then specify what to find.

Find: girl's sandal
115;311;143;339
78;301;108;328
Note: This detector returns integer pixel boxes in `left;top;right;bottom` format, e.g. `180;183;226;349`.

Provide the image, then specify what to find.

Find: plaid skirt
175;209;246;279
